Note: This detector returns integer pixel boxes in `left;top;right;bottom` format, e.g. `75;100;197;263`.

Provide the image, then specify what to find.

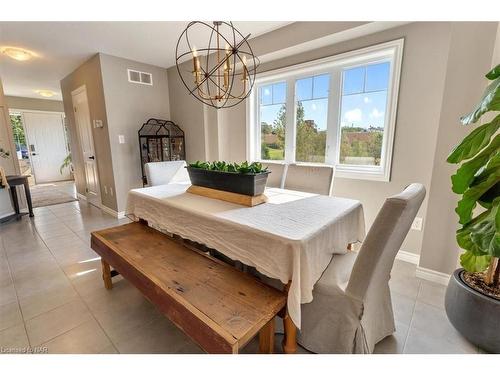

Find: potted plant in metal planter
445;64;500;353
187;161;270;196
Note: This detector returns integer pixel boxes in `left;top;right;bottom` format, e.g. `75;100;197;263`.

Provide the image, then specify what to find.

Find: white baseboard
396;250;420;265
415;266;451;286
0;210;15;219
77;194;124;219
100;204;125;219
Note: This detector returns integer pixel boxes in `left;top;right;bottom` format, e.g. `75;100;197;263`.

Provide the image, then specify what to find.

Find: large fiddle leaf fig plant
447;64;500;286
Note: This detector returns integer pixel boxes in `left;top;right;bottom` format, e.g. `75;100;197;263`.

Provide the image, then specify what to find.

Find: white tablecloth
126;183;365;329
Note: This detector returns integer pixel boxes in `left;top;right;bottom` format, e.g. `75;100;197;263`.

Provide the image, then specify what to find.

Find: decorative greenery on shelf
188;161;268;174
447;64;500;286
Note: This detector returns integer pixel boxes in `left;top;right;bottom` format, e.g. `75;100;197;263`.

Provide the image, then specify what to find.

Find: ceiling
0;21;290;101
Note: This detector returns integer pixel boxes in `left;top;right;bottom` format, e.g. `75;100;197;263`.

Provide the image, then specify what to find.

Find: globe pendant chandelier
175;21;259;109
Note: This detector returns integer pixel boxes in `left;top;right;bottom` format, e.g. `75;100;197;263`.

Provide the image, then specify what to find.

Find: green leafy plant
447;64;500;287
59;153;73;174
188;160;268;174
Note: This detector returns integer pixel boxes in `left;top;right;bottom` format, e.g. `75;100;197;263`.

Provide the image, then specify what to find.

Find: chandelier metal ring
175;21;260;109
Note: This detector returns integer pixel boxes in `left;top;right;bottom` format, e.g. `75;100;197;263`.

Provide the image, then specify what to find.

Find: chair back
346;183;426;301
145;161;189;186
261;162;286;188
283;164;334;195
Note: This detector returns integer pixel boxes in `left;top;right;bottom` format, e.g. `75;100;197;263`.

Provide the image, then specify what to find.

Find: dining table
125;182;365;351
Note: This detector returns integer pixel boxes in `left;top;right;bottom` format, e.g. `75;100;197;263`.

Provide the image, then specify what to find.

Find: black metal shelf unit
138;118;185;185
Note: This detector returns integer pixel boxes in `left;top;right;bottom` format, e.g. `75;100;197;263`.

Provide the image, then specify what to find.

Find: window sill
335;166;390;182
257;160;390;181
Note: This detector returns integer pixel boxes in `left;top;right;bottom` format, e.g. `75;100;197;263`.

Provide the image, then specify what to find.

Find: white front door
71;86;101;208
23;111;70;184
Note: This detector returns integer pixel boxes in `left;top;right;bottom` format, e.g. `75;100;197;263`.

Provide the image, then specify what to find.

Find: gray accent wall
60;55;116;210
61;53;171;213
167;62;206;161
99;53;170;213
419;23;498;274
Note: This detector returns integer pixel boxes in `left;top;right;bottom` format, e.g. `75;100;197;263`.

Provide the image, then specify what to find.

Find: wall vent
127;69;153;86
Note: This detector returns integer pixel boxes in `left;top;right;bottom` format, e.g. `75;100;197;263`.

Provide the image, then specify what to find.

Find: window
259;82;286;160
248;39;403;181
339;62;389;167
9;112;31;175
295;74;329;163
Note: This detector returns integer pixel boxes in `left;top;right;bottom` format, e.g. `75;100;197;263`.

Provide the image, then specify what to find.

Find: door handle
89;156;95;160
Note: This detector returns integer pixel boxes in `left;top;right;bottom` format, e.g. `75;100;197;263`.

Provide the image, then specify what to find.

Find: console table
0;175;34;223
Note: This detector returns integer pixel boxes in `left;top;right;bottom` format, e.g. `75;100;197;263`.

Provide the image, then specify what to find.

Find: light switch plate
118;135;125;144
411;217;423;231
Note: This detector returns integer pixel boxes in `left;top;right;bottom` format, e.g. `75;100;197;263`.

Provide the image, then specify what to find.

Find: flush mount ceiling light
0;46;34;61
34;90;56;98
175;21;259;109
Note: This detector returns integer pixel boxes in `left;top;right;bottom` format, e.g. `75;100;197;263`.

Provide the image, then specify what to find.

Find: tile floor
0;198;482;354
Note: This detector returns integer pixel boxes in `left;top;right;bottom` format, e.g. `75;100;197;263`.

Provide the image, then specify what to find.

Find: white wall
0;78;20;218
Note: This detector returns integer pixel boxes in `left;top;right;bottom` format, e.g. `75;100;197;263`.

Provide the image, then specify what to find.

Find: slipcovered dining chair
298;183;426;353
261;162;286;188
144;160;190;186
283;164;334;195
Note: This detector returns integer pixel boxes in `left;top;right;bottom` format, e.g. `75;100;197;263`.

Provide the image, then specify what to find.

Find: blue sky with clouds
260;62;390;130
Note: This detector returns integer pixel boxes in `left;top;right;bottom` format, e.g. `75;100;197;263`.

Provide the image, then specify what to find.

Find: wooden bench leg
101;259;113;290
282;282;297;354
259;318;275;354
282;313;297;354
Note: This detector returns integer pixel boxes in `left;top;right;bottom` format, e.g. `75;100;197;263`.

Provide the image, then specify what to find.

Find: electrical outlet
118;135;125;144
411;217;423;231
104;185;108;195
110;187;114;197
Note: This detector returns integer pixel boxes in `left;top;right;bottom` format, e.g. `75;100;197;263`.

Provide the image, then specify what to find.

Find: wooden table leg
101;259;113;290
23;179;34;217
259;318;275;354
282;282;297;354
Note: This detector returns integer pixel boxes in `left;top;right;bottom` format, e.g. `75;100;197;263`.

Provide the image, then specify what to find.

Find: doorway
9;110;77;208
71;85;101;208
23;111;70;183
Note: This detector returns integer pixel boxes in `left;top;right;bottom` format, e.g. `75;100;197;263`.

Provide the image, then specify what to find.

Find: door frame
11;108;68;184
71;84;102;208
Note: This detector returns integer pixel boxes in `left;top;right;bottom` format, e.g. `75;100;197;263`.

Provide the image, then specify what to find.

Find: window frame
247;39;404;182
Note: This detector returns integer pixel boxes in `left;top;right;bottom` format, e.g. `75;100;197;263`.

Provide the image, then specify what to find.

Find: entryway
9;109;76;208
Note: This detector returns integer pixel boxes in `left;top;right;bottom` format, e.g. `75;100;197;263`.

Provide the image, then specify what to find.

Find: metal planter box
187;167;270;196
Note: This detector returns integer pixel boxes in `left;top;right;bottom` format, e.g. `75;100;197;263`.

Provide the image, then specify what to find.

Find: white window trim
246;38;404;182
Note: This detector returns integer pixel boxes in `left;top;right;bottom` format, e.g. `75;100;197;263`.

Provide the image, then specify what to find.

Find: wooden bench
90;222;287;354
